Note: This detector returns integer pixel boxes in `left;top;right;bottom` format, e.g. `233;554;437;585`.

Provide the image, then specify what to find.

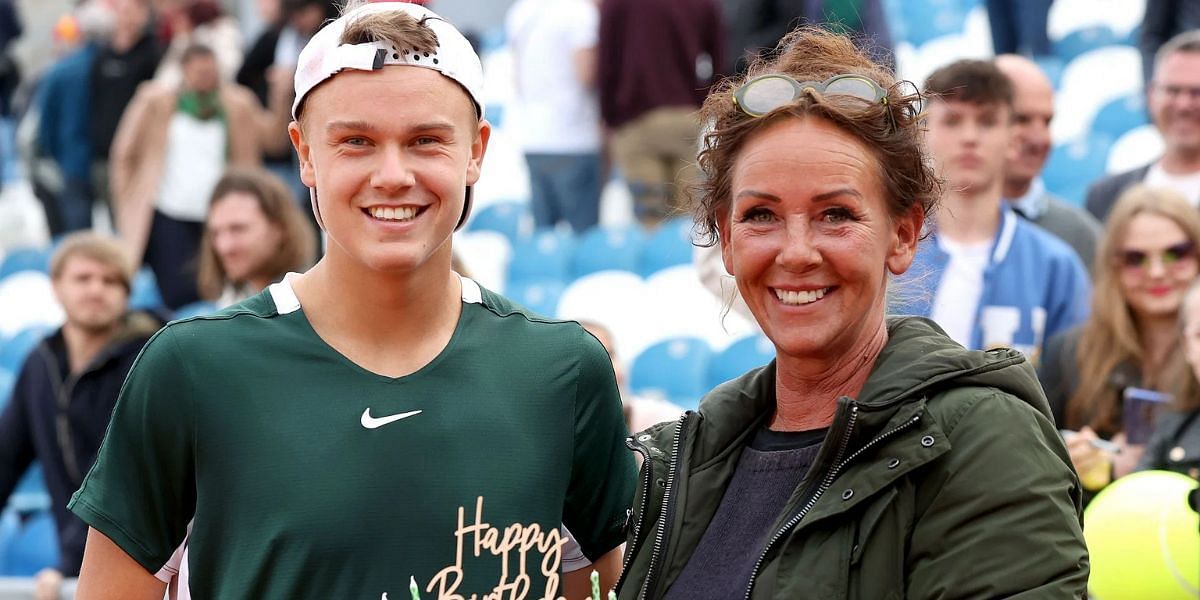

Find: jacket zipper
742;409;923;599
614;436;653;594
639;412;690;600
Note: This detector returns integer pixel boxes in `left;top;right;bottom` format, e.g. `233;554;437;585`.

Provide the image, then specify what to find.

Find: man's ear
289;120;316;189
466;119;492;186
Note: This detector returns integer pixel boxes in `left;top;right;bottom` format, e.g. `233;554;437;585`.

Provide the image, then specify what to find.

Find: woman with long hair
1041;185;1200;490
1137;279;1200;479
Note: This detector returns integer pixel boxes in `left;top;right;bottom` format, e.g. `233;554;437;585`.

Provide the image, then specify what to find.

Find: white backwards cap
292;1;484;119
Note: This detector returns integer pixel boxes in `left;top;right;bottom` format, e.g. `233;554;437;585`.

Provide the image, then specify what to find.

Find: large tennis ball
1084;470;1199;599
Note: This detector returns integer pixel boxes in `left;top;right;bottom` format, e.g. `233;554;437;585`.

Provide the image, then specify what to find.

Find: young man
69;3;634;599
994;54;1102;271
1088;30;1200;221
0;233;159;600
893;59;1090;367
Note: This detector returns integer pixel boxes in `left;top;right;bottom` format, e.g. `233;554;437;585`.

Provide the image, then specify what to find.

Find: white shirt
156;112;227;222
1145;162;1200;207
931;236;992;348
505;0;601;153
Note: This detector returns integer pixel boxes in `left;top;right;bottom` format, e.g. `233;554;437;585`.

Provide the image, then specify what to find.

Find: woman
196;168;316;307
615;27;1088;599
1040;186;1200;490
1137;279;1200;479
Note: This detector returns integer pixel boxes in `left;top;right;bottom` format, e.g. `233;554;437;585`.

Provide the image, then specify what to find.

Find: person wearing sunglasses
616;26;1087;600
1040;185;1200;498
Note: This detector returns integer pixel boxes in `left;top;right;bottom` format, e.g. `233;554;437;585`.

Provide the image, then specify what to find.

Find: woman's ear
886;204;924;275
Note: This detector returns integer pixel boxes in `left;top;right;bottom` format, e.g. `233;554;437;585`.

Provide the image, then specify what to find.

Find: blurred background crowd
0;0;1197;597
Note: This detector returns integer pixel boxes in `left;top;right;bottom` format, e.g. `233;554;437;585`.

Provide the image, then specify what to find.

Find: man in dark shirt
598;0;724;226
88;0;161;210
0;233;159;600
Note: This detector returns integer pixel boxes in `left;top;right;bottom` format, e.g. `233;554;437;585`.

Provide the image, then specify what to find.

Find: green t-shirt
69;276;636;598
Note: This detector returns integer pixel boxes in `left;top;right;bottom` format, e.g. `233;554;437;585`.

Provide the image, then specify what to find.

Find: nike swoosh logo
360;408;423;429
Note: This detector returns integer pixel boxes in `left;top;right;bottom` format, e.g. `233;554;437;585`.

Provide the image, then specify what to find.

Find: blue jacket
892;207;1091;367
0;312;159;575
36;44;97;181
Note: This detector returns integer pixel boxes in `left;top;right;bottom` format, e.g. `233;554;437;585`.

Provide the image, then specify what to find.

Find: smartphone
1122;387;1171;445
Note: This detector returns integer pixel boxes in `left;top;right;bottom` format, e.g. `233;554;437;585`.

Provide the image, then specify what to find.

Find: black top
88;32;163;160
663;426;827;600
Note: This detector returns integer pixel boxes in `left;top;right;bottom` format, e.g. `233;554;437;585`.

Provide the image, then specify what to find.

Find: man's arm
75;528;167;600
561;548;622;600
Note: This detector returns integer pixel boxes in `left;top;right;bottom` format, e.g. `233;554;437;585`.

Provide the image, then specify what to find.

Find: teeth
369;206;419;221
774;288;828;305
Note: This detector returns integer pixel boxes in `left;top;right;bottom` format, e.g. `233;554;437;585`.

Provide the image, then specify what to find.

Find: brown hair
1168;279;1200;413
197;168;317;299
50;232;134;292
1068;185;1200;433
694;26;939;246
923;59;1014;107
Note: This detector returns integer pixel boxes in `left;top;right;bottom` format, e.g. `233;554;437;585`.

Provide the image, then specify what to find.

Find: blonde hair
50;232;134;292
1166;279;1200;413
1068;185;1200;433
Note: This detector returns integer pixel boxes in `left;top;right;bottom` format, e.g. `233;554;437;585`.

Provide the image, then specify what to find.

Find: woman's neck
771;318;889;431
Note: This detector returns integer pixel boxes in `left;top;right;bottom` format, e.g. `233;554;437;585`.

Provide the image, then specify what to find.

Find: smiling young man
893;59;1091;367
68;3;634;598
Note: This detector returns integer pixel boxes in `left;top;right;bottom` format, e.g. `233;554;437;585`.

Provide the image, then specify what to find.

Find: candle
410;575;421;600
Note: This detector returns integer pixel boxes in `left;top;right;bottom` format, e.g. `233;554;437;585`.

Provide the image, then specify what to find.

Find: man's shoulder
1037;196;1103;239
1010;215;1085;264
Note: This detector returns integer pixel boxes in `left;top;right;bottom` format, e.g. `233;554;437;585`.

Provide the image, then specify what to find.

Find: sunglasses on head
1116;241;1197;271
733;73;889;118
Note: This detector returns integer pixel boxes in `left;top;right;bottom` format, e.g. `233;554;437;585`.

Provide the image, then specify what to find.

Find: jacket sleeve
906;390;1089;598
0;357;39;505
1083;177;1112;223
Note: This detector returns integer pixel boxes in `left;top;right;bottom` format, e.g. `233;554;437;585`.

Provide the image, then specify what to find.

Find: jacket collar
671;316;1043;466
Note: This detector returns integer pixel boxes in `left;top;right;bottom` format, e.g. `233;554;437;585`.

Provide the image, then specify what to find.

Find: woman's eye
822;208;855;223
740;208;775;223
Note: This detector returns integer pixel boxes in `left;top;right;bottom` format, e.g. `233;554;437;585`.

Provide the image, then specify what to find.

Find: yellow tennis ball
1084;470;1199;599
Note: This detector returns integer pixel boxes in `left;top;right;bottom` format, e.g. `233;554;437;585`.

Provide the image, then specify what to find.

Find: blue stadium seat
173;301;219;320
630;337;712;409
0;326;50;372
1091;93;1149;140
508;229;575;285
1043;133;1113;203
8;465;50;514
468;202;528;242
0;368;13;411
1054;25;1121;63
506;279;565;318
1033;56;1065;89
888;0;970;47
706;335;775;390
640;218;695;277
129;267;164;312
0;510;59;576
572;226;645;279
0;247;50;280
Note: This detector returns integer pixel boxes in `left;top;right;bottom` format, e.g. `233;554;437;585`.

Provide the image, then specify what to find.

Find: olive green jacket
615;317;1089;599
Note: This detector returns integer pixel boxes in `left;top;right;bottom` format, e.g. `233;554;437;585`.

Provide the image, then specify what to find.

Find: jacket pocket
850;487;898;565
